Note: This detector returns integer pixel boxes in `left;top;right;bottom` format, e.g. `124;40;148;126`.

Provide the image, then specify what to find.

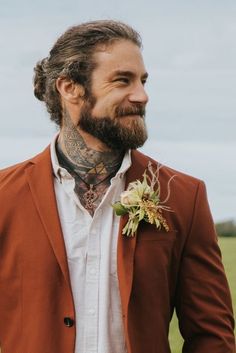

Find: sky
0;0;235;221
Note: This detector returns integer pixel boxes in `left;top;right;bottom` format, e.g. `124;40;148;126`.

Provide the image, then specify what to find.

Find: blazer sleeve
175;181;235;353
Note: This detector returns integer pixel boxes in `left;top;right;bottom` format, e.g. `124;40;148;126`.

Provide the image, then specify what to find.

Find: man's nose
128;83;149;105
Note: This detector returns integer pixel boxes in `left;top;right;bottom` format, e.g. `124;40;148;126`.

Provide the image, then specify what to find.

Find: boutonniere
112;162;175;237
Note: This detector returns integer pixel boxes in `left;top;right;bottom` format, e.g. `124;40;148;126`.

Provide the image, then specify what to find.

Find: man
0;20;235;353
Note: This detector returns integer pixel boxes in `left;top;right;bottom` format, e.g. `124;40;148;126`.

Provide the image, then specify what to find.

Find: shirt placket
84;214;101;353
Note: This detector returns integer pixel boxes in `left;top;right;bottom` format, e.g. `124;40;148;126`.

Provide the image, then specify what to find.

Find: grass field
168;237;236;353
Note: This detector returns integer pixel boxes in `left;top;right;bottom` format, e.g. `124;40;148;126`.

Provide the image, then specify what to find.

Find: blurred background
0;0;235;223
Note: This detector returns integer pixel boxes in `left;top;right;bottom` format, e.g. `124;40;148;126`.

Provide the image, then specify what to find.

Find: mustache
115;104;146;118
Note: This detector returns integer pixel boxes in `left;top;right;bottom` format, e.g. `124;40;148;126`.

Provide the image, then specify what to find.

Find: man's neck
57;109;124;183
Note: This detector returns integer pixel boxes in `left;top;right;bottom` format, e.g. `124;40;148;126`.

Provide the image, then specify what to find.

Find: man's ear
56;77;85;104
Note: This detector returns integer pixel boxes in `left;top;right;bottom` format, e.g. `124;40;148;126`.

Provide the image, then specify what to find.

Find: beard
78;99;148;151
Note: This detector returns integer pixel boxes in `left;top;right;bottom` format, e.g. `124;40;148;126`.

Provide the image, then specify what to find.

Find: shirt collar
50;133;132;183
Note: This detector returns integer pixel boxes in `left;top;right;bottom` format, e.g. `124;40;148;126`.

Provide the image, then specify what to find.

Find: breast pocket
135;227;177;278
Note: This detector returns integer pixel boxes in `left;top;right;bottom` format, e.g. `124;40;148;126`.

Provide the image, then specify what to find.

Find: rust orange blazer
0;147;235;353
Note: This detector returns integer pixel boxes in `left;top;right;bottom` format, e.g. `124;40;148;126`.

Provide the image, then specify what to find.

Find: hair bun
33;58;48;101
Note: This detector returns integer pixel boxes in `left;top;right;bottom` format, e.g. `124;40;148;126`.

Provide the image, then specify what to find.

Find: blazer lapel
25;146;71;287
117;150;150;319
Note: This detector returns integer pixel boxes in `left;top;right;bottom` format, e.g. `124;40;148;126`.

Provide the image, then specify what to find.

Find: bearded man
0;20;235;353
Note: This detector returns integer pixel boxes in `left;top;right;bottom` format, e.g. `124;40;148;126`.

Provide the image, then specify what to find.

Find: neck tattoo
57;109;124;216
56;143;118;212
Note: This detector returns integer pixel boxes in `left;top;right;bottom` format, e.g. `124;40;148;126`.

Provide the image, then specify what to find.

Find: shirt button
64;317;74;327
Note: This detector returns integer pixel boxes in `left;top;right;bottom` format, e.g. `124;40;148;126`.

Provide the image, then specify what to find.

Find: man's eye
115;77;129;84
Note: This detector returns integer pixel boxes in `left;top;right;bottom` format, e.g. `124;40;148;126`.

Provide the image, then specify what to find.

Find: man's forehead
93;40;147;75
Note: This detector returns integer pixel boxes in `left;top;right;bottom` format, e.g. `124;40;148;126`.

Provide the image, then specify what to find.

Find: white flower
120;189;140;207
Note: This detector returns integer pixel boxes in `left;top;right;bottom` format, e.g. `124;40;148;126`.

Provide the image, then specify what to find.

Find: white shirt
50;137;131;353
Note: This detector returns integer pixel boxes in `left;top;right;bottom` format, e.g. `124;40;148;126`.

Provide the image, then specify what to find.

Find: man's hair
33;20;142;126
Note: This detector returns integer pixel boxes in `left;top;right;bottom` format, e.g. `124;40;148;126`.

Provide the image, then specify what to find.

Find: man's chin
78;111;147;150
105;138;147;151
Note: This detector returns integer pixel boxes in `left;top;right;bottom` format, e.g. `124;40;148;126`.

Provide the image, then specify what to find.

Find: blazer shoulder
0;159;32;189
132;149;212;238
0;146;50;195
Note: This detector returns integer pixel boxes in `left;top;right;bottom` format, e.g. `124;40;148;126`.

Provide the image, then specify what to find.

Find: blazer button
64;317;74;327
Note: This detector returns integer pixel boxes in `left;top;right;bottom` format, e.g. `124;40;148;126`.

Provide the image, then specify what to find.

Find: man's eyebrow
109;70;149;79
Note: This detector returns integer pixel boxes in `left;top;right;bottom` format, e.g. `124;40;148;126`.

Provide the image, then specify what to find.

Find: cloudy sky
0;0;235;221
